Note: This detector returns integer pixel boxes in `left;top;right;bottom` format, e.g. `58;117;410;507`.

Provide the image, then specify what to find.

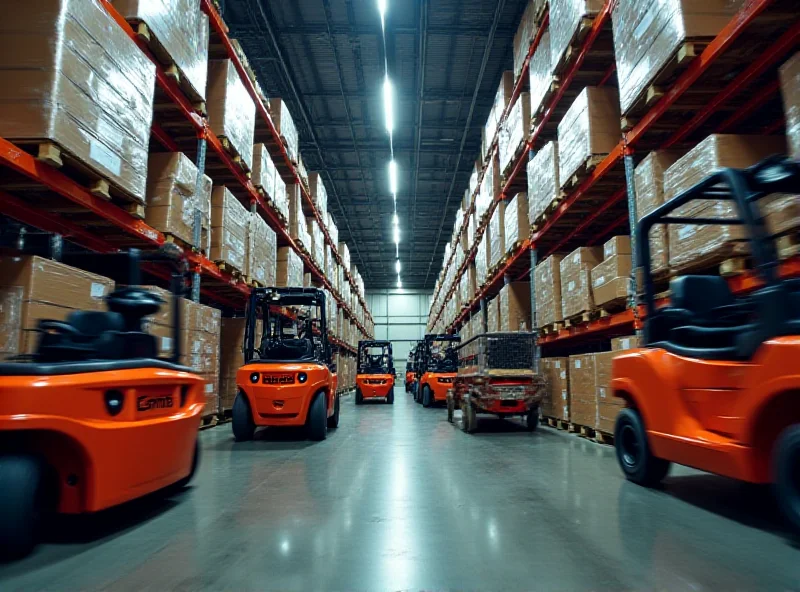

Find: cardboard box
604;236;631;258
274;246;302;289
541;357;569;420
591;237;632;307
513;0;545;80
0;256;115;356
307;218;325;270
476;153;501;222
489;200;506;269
781;52;800;160
534;254;564;327
504;193;530;256
550;0;604;73
594;351;625;433
338;242;351;273
252;143;277;199
527;141;560;223
499;282;531;331
528;30;552;119
207;60;255;171
269;99;299;163
475;234;488;287
484;71;515;149
308;173;328;217
487;296;499;333
288;184;310;249
499;92;531;174
0;0;156;203
560;247;602;318
611;335;640;351
569;353;596;427
246;212;277;287
210;186;248;273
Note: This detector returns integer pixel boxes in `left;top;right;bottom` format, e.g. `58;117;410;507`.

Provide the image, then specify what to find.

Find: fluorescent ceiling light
383;76;394;134
378;0;387;28
395;259;401;273
392;213;399;226
397;278;402;289
388;160;398;194
393;226;400;245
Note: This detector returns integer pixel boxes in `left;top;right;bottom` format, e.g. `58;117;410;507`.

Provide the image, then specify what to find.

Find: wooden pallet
539;321;564;336
245;276;265;288
777;233;800;260
164;233;204;255
500;140;529;184
552;16;595;76
199;414;219;430
543;416;570;430
215;260;243;277
564;310;597;328
531;77;561;125
530;194;564;232
595;296;629;318
218;136;251;174
594;430;614;446
564;155;607;190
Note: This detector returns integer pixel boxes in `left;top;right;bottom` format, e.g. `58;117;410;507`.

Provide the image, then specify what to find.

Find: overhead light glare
397;278;402;289
393;226;400;245
383;76;394;134
395;259;401;273
392;213;399;226
388;160;398;194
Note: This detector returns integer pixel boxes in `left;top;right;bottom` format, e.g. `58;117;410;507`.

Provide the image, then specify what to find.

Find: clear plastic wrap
504;193;530;255
269;99;299;163
559;247;602;318
612;0;737;116
489;200;506;269
528;30;552;120
0;0;156;203
475;234;488;287
145;152;211;252
207;60;256;171
483;72;515;148
499;93;531;174
273;173;289;223
590;245;631;308
568;353;596;427
327;213;339;250
535;254;564;327
664;134;786;271
467;263;478;301
338;242;351;276
486;296;499;333
467;210;477;250
276;246;303;288
114;0;208;102
459;272;469;312
634;151;681;275
541;357;570;420
309;173;328;217
252;143;276;199
469;163;481;203
513;0;545;80
527;141;560;224
780;52;800;160
246;212;277;287
498;282;531;331
550;0;604;74
557;87;621;186
477;154;500;221
307;218;325;270
288;184;309;249
211;186;248;273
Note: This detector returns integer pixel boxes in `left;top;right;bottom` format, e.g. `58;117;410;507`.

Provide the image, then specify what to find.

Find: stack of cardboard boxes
590;237;632;310
207;59;256;171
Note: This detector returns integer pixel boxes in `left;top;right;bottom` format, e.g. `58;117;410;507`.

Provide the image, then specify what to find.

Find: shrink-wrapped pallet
145;152;211;253
541;357;570;420
469;162;481;203
307;218;325;270
338;242;351;274
467;263;478;302
273;173;289;223
513;0;545;81
269;99;299;164
0;0;156;203
252;143;276;200
557;87;621;187
211;187;248;273
288;184;310;249
207;60;255;171
246;212;277;288
486;296;499;333
219;317;262;410
504;193;530;255
568;353;596;427
499;93;531;174
527;142;560;224
665;134;787;271
780;52;800;160
612;0;739;116
477;153;501;222
484;72;515;150
277;246;304;288
475;234;488;287
560;246;602;318
550;0;604;74
591;236;632;308
535;254;564;327
309;173;328;217
499;282;531;331
634;151;682;276
327;213;339;250
489;200;506;270
467;210;477;251
459;272;469;311
114;0;208;102
528;31;552;120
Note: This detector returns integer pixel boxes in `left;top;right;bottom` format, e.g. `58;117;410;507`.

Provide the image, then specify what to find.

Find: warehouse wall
366;289;432;368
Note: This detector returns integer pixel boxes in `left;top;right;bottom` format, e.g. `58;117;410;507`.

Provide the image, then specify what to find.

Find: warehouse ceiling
223;0;528;289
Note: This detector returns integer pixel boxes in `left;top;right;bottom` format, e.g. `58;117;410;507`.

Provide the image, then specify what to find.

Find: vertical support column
530;246;540;373
623;144;643;337
479;297;488;334
193;137;208;251
191;270;201;302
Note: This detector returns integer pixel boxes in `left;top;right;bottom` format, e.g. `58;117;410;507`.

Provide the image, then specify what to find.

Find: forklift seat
35;311;125;362
262;338;315;361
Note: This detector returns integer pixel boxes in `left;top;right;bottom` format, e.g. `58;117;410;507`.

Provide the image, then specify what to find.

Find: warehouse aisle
2;390;799;590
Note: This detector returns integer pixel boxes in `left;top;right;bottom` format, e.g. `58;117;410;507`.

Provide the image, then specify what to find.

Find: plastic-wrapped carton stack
558;87;621;187
0;0;156;204
484;72;515;157
309;173;328;217
527;142;560;224
664;134;786;271
781;53;800;159
528;31;552;120
489;200;506;269
467;211;477;251
145;152;211;253
207;60;256;171
560;246;602;319
469;163;481;203
499;93;531;174
277;246;303;287
288;184;310;250
219;317;261;411
568;353;595;427
211;187;248;273
477;154;501;222
475;234;488;287
513;0;546;81
246;213;277;287
327;213;339;250
498;282;531;331
269;99;299;164
541;357;569;420
338;242;351;276
486;296;499;333
534;254;564;328
504;193;530;255
550;0;604;74
590;236;631;308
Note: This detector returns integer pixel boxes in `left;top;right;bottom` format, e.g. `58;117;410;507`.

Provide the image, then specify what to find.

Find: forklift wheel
307;392;328;441
461;402;477;433
774;425;800;532
232;392;256;442
422;386;433;408
614;408;670;486
387;391;394;405
355;388;364;405
447;397;454;423
0;455;46;558
526;406;540;432
327;394;340;429
174;439;201;490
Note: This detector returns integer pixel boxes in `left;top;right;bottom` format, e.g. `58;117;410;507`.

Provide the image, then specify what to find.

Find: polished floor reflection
2;388;799;590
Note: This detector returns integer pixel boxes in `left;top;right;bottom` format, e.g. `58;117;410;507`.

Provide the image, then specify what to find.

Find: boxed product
781;53;800;159
594;350;628;433
252;143;277;199
489;200;506;269
475;234;488;287
557;87;621;186
590;236;632;308
499;282;531;331
0;0;156;203
269;98;299;163
560;246;602;318
504;193;530;254
550;0;605;74
338;242;351;273
528;31;552;120
277;246;304;287
114;0;209;102
484;71;515;149
273;173;289;224
467;210;477;249
210;186;248;273
288;184;310;248
612;0;740;116
665;134;787;271
327;212;339;249
467;263;478;300
535;254;564;327
309;173;328;216
513;0;546;80
469;162;481;202
487;296;499;333
499;93;531;174
307;218;325;270
568;353;596;427
0;256;115;357
527;142;560;223
207;60;256;171
219;317;247;411
541;357;570;420
611;335;640;351
246;212;277;287
476;154;500;221
634;151;683;275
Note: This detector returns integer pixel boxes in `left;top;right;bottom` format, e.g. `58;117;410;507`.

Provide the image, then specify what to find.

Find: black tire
307;392;328;441
387;391;394;405
526;405;540;432
447;397;455;423
232;392;256;442
462;402;477;433
774;424;800;532
614;408;670;486
327;394;340;428
422;385;433;408
174;439;200;489
0;455;46;558
355;388;364;405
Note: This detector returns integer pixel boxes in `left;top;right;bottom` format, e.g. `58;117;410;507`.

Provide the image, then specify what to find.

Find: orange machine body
612;337;800;484
237;362;334;427
420;372;456;402
356;374;395;399
405;371;414;390
0;368;205;514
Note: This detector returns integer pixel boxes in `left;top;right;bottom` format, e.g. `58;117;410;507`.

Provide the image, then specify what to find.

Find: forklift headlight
250;372;260;384
298;372;308;384
104;390;124;416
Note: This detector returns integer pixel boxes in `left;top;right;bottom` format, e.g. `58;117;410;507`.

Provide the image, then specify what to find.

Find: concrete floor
2;388;800;591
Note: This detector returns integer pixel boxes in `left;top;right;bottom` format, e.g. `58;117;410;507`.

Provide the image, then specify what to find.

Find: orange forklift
415;334;460;408
355;340;395;404
232;287;339;442
612;157;800;530
0;247;205;557
405;342;419;393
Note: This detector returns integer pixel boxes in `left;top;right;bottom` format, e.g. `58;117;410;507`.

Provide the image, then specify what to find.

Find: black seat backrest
68;311;125;339
670;276;734;319
263;339;314;361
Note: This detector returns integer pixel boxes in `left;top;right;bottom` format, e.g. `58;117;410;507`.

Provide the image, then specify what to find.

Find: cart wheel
614;408;670;486
462;402;477;433
774;424;800;532
307;391;328;441
327;394;340;428
355;388;364;405
232;392;256;442
422;385;433;408
526;406;540;432
0;455;47;558
387;391;394;405
174;439;200;490
447;397;455;423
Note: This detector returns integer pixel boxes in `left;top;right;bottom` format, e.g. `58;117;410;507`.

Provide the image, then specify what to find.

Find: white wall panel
367;289;431;367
